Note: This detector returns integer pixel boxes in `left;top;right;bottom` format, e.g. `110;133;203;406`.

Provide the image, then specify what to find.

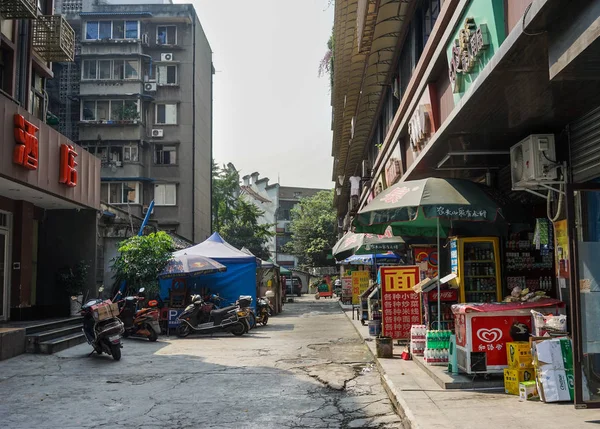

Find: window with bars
81;99;139;121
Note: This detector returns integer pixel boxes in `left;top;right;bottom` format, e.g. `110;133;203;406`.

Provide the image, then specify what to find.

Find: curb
340;302;420;429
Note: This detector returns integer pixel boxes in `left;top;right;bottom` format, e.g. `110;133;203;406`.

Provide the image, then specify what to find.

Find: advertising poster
554;220;569;279
412;246;438;279
380;266;421;339
341;277;353;304
351;271;370;305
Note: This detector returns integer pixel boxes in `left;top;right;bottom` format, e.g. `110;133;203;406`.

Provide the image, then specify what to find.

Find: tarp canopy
160;232;257;307
341;253;402;265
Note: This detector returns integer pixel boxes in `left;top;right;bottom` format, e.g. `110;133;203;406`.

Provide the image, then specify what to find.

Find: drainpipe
191;10;197;242
16;20;30;106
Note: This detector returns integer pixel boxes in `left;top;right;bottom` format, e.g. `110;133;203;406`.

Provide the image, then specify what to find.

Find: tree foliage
111;231;175;296
318;29;334;91
212;162;274;260
284;190;337;267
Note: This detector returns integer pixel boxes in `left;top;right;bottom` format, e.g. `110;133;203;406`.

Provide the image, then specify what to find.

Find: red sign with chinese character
471;315;532;366
13;114;39;170
59;144;78;187
380;266;421;340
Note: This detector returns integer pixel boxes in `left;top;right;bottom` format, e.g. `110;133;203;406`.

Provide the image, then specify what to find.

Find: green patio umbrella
353;178;505;237
332;229;405;261
352;178;506;328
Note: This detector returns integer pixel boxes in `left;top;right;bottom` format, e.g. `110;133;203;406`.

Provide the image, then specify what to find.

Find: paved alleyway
0;297;404;429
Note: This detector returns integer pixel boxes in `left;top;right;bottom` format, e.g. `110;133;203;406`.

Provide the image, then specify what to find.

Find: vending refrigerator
449;237;501;303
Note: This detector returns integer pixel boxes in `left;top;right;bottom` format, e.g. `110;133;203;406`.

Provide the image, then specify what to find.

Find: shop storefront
0;96;101;321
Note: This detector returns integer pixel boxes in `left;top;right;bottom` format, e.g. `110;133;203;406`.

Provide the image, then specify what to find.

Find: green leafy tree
211;161;274;260
284;190;337;267
111;231;175;297
212;161;239;232
221;199;273;260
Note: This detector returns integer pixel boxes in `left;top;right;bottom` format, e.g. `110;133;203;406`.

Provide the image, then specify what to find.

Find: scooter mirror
139;287;145;293
98;286;104;292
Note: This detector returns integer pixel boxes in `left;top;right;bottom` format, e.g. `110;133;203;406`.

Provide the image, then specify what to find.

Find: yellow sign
380;266;420;293
351;271;370;305
554;220;569;278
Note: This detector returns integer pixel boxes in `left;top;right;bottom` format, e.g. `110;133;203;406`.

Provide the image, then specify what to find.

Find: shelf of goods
504;231;555;298
424;329;451;365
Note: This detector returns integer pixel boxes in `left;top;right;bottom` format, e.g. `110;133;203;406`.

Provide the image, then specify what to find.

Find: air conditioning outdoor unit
160;53;173;61
142;205;154;215
152;129;164;138
361;159;372;179
510;134;558;190
144;82;157;92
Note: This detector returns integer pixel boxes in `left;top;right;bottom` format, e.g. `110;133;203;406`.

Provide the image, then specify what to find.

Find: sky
175;0;335;189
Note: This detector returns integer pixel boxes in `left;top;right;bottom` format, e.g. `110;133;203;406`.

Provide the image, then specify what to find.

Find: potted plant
57;261;90;316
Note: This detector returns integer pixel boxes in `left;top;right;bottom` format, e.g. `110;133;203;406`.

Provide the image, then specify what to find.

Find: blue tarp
341;253;401;265
159;232;257;308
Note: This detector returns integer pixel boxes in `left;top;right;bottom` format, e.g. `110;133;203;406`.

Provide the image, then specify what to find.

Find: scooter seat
210;306;235;317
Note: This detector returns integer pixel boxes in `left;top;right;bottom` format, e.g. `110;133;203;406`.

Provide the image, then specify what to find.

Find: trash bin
376;336;393;358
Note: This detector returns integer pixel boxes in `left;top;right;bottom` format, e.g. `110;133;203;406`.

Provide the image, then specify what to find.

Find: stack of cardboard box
504;341;535;395
531;337;574;403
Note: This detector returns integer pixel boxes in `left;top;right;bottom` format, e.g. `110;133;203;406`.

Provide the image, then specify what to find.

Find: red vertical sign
380;266;421;340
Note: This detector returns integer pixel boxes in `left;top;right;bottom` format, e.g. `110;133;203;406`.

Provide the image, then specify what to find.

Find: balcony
0;0;36;19
32;15;75;62
80;42;144;57
101;162;144;179
79;124;144;142
79;80;143;96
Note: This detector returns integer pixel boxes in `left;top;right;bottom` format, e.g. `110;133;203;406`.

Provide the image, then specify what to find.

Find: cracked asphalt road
0;297;404;429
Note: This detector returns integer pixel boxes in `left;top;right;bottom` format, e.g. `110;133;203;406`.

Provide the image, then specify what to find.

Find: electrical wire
522;3;546;36
547;168;564;222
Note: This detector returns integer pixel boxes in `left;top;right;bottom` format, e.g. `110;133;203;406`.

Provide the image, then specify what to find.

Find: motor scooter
256;297;271;326
116;288;161;341
75;287;125;361
208;294;254;331
176;294;247;337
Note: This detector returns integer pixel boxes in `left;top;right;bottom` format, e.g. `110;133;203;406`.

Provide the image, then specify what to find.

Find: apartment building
49;0;213;243
240;172;327;267
0;0;101;322
331;0;600;406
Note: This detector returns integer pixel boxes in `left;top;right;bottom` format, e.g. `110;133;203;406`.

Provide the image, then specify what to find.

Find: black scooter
176;294;247;337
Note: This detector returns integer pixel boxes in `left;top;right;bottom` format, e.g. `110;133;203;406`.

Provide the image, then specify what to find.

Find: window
123;145;139;162
98;60;111;79
81;100;139;121
154;184;176;206
155;145;177;165
108;182;140;204
82;60;139;80
157;65;177;85
155;103;177;125
0;46;13;96
85;20;139;40
29;71;45;120
157;26;177;45
82;60;97;79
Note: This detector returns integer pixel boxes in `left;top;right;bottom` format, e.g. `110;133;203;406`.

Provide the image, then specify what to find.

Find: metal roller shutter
570;106;600;183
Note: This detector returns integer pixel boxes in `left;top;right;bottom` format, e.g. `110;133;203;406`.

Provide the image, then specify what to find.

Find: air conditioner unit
510;134;558;190
151;129;164;138
160;53;173;61
142;205;154;215
361;159;372;179
144;82;157;92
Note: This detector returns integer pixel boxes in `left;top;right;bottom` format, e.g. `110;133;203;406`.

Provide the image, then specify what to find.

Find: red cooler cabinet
452;300;565;374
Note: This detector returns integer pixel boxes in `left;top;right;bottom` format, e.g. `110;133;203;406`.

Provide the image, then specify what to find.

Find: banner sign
380;266;421;339
351;271;370;305
342;277;353;299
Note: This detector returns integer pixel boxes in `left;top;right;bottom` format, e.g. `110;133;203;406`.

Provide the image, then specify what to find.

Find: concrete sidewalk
341;304;599;429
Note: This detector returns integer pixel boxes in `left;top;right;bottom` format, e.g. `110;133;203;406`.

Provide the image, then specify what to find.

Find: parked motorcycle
75;287;125;361
176;294;247;337
210;294;255;331
116;288;160;342
256;297;271;326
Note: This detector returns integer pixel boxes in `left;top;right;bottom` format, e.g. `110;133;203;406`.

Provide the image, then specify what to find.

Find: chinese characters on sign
380;266;421;339
448;18;490;93
59;144;78;187
471;315;532;366
436;206;487;220
450;239;458;275
351;271;370;305
13;114;39;170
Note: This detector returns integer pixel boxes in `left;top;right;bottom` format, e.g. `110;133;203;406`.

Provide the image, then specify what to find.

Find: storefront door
0;230;8;321
567;184;600;408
